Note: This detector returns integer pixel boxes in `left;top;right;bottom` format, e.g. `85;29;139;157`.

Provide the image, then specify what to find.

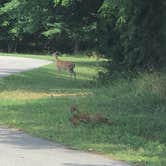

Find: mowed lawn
0;53;166;166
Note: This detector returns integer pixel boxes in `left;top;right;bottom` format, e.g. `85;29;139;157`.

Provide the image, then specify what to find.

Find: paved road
0;56;51;77
0;127;131;166
0;56;131;166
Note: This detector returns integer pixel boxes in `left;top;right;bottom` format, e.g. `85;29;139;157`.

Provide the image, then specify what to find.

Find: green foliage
42;23;62;38
52;0;103;53
0;0;165;70
98;0;166;71
0;0;20;15
54;0;74;6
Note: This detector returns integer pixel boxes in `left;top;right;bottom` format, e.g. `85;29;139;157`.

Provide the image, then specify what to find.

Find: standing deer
52;52;76;78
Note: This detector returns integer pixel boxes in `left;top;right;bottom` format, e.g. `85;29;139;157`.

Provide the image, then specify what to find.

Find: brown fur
93;114;112;125
69;105;112;126
52;52;76;77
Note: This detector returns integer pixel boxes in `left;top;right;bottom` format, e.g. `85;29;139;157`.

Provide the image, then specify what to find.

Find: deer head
52;51;58;60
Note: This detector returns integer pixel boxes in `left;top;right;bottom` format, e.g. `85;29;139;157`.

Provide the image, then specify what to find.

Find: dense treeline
0;0;166;72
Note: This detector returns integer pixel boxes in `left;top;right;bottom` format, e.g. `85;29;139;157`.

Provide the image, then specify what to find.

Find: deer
52;51;76;78
69;105;113;126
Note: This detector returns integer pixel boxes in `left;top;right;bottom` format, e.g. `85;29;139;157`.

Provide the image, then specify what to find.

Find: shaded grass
0;53;166;166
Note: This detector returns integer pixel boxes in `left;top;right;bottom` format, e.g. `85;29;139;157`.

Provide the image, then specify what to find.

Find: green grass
0;53;165;166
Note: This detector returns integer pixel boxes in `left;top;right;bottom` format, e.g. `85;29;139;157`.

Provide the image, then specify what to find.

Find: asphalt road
0;127;131;166
0;56;51;77
0;56;131;166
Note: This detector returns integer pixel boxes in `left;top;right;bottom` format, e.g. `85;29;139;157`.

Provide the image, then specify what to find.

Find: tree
0;0;53;52
98;0;166;72
46;0;103;53
0;0;165;72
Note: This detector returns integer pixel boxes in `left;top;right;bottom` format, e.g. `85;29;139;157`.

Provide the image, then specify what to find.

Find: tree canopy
0;0;165;71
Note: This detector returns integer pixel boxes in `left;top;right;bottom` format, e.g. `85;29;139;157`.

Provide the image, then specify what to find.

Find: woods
0;1;166;165
0;0;166;72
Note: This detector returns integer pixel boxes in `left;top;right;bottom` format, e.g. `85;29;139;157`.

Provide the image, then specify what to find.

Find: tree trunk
14;42;17;52
74;39;79;54
7;43;12;53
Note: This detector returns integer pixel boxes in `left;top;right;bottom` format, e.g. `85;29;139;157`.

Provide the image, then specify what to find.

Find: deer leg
57;67;61;71
69;69;76;79
73;71;76;79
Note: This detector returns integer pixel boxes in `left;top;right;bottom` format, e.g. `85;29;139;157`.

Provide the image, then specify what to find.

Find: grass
0;53;166;166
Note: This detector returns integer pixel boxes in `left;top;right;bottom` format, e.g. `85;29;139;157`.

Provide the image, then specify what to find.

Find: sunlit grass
0;90;90;100
0;53;165;166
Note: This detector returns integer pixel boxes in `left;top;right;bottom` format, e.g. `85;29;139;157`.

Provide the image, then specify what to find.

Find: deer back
56;60;75;70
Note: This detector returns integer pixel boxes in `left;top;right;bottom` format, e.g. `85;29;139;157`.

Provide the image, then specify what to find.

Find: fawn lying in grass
52;52;76;78
69;105;112;126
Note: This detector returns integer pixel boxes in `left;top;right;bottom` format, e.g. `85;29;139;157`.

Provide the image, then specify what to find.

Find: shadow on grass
0;96;165;166
74;61;100;67
0;66;92;93
0;97;165;153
